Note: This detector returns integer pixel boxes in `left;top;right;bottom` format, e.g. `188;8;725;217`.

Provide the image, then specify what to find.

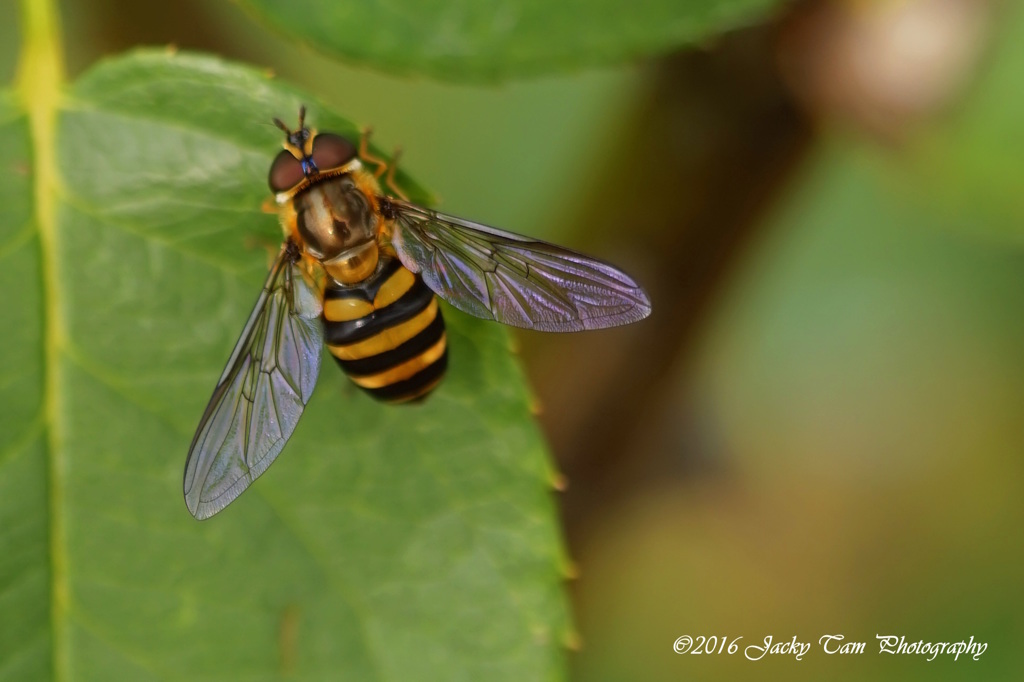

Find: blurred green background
11;0;1024;678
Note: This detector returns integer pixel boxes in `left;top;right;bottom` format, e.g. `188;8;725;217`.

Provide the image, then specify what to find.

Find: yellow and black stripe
323;256;447;402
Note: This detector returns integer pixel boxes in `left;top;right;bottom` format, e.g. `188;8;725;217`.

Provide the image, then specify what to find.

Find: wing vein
183;244;324;519
387;199;651;332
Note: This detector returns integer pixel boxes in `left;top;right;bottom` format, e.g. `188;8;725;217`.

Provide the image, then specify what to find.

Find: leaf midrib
15;0;66;679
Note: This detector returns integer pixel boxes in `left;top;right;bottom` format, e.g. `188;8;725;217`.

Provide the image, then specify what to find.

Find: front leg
359;127;410;201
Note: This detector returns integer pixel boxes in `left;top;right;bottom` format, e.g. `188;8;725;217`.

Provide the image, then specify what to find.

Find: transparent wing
183;245;324;520
386;200;651;332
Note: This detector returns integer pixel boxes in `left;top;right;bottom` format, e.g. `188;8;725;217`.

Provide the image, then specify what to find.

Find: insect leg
359;128;410;201
358;127;390;176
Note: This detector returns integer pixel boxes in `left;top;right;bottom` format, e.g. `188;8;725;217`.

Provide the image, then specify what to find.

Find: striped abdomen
323;256;448;402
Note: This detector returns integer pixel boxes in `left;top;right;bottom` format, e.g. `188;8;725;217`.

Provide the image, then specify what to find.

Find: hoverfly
183;107;651;519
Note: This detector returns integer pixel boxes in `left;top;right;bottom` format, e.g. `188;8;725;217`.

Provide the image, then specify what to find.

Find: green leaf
7;49;571;680
908;4;1024;237
236;0;785;81
0;90;50;681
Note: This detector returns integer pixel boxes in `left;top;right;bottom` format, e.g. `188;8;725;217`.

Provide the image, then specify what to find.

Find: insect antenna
273;117;292;134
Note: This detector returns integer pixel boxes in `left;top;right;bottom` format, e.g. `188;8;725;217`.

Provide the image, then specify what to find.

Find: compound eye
311;133;356;172
268;149;305;192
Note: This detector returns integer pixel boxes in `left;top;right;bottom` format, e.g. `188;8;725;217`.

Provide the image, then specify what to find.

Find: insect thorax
293;175;380;284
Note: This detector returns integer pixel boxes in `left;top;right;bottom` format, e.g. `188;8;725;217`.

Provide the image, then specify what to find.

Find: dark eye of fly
268;149;305;192
311;133;357;172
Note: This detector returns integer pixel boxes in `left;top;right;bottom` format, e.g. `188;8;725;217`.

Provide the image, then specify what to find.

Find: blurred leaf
579;135;1024;682
702;137;1024;479
0;1;18;85
236;0;784;81
910;4;1024;236
680;137;1024;679
6;50;570;680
